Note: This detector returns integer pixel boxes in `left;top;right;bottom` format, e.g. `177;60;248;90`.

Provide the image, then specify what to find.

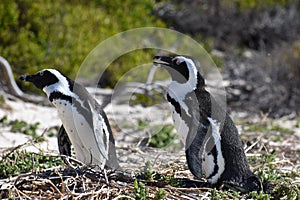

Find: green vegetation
0;95;11;110
46;126;59;138
136;161;182;187
243;123;294;134
149;124;178;148
0;0;166;91
139;160;154;181
0;115;45;142
0;150;63;178
136;120;180;149
133;180;148;200
0;95;5;104
223;0;295;10
154;188;167;200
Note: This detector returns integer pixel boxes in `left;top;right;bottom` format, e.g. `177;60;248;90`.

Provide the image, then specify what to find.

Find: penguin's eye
172;58;183;65
39;71;44;76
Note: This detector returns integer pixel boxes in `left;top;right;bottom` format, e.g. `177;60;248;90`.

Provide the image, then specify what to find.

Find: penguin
20;69;120;170
153;55;262;192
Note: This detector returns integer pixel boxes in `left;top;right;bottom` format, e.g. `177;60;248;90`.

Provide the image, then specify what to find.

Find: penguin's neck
168;66;198;108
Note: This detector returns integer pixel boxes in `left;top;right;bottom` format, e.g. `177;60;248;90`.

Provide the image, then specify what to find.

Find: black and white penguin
154;55;262;192
20;69;120;170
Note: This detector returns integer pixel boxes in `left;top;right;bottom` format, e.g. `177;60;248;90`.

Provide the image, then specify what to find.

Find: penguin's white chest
52;99;105;165
53;100;87;136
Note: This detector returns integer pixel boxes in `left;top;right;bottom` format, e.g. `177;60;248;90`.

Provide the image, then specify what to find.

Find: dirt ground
0;92;299;199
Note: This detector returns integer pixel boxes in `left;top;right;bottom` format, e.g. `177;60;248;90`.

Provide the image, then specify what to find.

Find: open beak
153;56;173;66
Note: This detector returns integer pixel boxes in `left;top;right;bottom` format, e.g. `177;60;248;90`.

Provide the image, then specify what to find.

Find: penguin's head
154;55;205;87
20;69;73;95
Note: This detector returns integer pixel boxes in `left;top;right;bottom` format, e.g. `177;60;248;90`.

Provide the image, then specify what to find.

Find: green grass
223;0;294;10
136;161;182;187
138;161;154;181
0;150;63;178
270;125;294;134
243;124;294;134
135;120;180;149
0;115;45;142
154;188;167;200
149;124;178;148
133;180;148;200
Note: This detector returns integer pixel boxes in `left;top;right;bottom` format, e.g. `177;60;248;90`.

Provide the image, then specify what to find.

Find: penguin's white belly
202;152;216;181
53;99;105;165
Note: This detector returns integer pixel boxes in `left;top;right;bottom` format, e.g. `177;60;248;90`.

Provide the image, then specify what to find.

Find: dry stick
70;186;108;198
55;168;65;194
174;190;201;200
34;179;63;196
164;188;193;200
15;188;31;199
245;136;262;153
112;195;135;200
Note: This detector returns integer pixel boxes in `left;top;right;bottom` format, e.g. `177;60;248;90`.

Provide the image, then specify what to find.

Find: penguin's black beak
19;75;27;81
19;74;36;82
153;56;173;67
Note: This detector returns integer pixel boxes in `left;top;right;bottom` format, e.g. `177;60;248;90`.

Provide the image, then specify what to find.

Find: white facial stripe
174;56;198;78
168;56;199;117
42;69;78;99
204;117;225;184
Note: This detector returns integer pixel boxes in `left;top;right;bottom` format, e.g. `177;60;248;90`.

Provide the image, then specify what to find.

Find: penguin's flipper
186;145;203;179
95;104;121;170
57;125;72;156
90;102;109;160
185;117;210;179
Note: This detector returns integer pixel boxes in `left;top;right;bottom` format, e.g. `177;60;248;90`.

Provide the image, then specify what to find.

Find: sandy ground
0;97;60;153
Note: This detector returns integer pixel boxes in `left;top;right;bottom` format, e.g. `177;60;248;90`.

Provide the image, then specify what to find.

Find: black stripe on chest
167;93;181;116
166;93;194;126
206;145;219;180
49;91;72;103
49;91;93;128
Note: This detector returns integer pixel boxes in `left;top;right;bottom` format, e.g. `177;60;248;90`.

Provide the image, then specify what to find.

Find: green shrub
0;0;166;91
149;124;178;148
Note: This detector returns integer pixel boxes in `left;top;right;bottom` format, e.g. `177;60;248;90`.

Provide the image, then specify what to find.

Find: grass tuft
0;150;63;178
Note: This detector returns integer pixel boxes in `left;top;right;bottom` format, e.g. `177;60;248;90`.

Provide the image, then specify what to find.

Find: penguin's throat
43;83;77;100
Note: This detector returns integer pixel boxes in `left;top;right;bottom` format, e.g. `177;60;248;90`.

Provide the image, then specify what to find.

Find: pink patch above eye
172;58;182;65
